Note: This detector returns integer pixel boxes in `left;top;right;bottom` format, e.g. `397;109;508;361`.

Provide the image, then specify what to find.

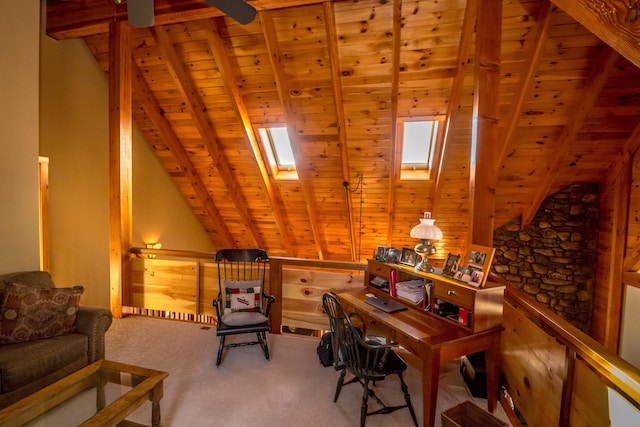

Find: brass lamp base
414;239;436;273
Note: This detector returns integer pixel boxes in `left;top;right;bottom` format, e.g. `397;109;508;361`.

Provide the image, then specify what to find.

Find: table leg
423;348;441;427
151;400;161;427
150;382;164;427
484;333;501;414
96;370;107;412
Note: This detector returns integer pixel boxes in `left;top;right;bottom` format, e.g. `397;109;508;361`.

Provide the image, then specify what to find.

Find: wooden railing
268;256;367;333
128;248;366;332
493;274;640;426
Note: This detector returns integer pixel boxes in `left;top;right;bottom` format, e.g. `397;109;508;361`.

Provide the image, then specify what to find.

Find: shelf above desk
365;259;505;333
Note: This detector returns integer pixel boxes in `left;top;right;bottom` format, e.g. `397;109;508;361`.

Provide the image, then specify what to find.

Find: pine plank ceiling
46;0;640;262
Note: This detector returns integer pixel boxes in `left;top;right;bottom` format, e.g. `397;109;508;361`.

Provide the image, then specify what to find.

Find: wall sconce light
145;243;162;259
409;212;443;273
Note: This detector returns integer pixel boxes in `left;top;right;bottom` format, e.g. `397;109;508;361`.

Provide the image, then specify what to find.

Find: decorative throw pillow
224;280;263;314
0;282;84;344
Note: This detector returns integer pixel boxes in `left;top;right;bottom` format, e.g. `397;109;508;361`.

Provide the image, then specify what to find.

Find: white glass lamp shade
409;217;443;240
410;212;442;272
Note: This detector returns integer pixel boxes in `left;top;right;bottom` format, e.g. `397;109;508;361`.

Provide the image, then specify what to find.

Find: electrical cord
343;175;363;261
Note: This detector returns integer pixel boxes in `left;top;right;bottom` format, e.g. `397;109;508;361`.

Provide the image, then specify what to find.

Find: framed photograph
400;247;418;267
467;245;495;270
452;264;485;285
442;253;461;277
464;245;495;287
385;247;400;263
469;269;485;287
453;266;466;281
375;245;387;260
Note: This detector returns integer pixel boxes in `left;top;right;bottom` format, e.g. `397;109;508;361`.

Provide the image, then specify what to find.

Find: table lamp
409;212;443;272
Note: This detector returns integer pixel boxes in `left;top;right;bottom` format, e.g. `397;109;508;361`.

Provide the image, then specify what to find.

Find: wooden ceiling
46;0;640;262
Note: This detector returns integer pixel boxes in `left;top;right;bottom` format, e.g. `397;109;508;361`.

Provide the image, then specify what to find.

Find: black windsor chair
322;292;418;427
212;249;275;366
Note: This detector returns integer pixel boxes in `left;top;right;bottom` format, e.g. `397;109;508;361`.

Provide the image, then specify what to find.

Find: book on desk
369;276;389;291
395;279;424;304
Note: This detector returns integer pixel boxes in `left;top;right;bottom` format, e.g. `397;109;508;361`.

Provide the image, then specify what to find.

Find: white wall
0;1;41;273
132;130;217;252
39;36;112;307
620;285;640;369
39;19;215;307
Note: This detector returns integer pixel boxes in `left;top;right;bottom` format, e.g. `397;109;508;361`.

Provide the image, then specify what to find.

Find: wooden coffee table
0;359;168;427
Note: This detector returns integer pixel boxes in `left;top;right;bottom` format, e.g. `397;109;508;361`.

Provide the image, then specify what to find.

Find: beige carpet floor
104;316;509;427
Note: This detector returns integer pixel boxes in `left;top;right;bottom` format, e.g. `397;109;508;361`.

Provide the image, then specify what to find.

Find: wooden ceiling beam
497;0;552;166
521;47;619;228
323;2;357;262
202;17;295;255
601;120;640;198
469;0;502;246
46;0;333;40
612;125;640;271
550;0;640;69
151;25;264;249
108;20;133;318
132;63;235;248
385;0;402;246
604;163;631;351
261;10;325;259
624;242;640;273
432;0;477;217
597;121;640;349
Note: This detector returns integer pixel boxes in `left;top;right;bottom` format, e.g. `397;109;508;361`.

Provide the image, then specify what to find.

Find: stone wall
492;184;599;333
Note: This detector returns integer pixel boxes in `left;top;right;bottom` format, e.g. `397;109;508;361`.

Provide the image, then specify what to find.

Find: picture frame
460;264;482;287
469;269;485;286
375;245;387;259
467;245;495;270
452;264;480;285
465;245;495;287
442;253;461;277
453;266;466;281
385;247;400;263
400;247;418;267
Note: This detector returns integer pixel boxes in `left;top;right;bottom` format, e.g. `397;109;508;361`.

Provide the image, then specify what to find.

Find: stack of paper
395;280;424;303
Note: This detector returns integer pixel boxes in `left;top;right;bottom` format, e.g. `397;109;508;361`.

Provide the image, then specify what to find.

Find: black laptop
364;296;408;313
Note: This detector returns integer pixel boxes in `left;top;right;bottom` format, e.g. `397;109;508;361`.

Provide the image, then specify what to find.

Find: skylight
398;119;441;180
257;126;298;180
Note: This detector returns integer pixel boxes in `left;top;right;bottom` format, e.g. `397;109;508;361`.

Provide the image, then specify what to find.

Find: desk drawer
434;282;474;308
368;261;392;278
363;316;396;341
394;330;422;355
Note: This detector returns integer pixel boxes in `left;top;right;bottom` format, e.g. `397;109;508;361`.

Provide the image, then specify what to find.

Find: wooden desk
337;288;502;427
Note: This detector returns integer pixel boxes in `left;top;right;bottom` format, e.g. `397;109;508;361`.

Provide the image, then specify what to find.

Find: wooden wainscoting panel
281;268;364;331
501;301;565;427
569;358;611;427
131;258;198;313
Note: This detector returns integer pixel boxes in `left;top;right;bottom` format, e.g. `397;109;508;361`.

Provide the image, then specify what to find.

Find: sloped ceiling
46;0;640;262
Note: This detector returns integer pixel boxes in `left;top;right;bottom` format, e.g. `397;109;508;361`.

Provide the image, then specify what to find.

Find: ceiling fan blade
205;0;257;25
128;0;155;27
